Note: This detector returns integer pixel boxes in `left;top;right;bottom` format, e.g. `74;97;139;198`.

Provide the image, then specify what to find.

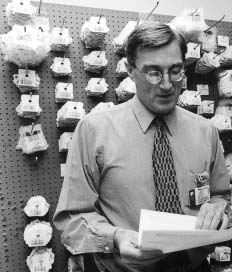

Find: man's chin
150;102;176;115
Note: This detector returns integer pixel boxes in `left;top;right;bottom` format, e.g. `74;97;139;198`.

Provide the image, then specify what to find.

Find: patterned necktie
152;116;181;214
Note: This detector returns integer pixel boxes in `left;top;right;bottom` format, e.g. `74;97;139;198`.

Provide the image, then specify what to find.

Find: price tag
12;0;31;14
197;84;209;96
21;94;39;113
29;229;47;247
54;58;71;74
191;14;201;22
67;109;81;119
201;100;214;114
24;131;44;146
217;35;229;48
18;69;36;87
56;83;73;100
215;247;231;262
210;55;220;67
31;253;51;272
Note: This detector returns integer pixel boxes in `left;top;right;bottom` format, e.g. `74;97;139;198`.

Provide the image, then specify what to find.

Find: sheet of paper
138;209;232;253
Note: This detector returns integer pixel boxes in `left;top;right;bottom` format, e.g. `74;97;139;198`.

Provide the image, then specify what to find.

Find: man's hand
113;229;163;271
195;201;229;230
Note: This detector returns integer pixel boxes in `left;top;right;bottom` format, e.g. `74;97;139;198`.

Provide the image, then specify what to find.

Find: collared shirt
53;95;230;272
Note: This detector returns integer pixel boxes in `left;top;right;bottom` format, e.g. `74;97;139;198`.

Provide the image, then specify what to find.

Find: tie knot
153;116;165;129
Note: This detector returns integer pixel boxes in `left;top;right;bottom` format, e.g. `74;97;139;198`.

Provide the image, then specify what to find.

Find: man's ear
125;59;136;81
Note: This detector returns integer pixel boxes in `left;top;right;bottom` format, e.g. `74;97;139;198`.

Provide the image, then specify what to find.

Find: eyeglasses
135;65;185;85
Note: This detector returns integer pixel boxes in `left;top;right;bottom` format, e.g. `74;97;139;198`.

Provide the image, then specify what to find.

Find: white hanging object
24;196;50;217
56;101;86;127
0;24;51;67
115;77;136;102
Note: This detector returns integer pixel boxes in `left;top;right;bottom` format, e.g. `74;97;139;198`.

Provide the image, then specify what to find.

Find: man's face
128;41;184;115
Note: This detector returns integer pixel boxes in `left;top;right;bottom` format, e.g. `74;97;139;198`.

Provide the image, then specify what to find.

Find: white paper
138;209;232;253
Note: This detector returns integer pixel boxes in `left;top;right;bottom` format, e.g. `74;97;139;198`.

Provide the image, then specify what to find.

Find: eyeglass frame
134;64;186;85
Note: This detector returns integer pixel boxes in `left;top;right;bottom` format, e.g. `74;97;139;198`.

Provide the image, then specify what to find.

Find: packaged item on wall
82;51;108;74
116;57;128;77
216;99;232;116
216;70;232;98
55;82;74;103
16;94;42;119
24;220;53;247
16;124;49;154
24;196;50;217
85;78;109;97
51;27;73;52
185;43;201;66
217;34;230;52
13;69;41;93
115;77;136;102
27;247;55;272
210;246;231;262
68;255;85;272
56;101;86;127
210;114;232;131
6;0;37;27
50;57;72;77
58;132;73;152
169;8;207;43
177;90;201;109
80;16;109;48
112;21;138;54
219;47;232;67
90;102;115;113
0;24;51;67
197;100;214;116
195;52;220;74
225;154;232;182
200;26;217;53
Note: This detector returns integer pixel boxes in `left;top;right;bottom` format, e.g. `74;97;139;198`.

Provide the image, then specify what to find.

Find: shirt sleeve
53;116;119;255
209;122;231;201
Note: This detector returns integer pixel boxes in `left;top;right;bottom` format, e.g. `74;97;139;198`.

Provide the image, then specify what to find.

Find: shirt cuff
62;224;120;255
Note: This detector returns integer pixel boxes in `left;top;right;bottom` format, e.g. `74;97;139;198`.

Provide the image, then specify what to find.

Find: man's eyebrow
142;63;184;70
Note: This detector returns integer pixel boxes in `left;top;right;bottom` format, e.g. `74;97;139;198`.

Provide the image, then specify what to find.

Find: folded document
138;209;232;253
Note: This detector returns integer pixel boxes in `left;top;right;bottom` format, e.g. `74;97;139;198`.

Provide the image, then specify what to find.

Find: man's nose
159;73;172;90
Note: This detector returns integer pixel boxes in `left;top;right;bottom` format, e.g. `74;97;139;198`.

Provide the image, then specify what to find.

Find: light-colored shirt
53;94;230;272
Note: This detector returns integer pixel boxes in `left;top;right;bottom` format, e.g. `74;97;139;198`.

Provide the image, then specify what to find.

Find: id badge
189;171;210;208
189;185;210;207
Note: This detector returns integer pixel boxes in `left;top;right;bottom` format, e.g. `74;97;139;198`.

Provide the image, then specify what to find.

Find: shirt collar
131;94;177;135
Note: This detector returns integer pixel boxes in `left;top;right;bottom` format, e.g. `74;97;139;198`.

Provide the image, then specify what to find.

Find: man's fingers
209;211;223;230
219;214;229;230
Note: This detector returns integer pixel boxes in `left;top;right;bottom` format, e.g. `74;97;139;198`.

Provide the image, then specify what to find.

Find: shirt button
104;246;109;251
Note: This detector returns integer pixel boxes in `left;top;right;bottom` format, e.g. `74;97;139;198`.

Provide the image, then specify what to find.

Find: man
53;21;231;272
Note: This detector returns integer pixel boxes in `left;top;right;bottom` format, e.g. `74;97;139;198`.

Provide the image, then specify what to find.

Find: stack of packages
16;94;42;119
115;77;136;102
55;82;74;103
211;70;232;131
85;78;109;97
23;196;55;272
82;51;108;74
177;90;201;109
56;101;86;127
51;26;73;52
5;0;37;27
16;124;49;154
50;57;72;77
81;16;110;98
80;16;109;49
0;23;51;67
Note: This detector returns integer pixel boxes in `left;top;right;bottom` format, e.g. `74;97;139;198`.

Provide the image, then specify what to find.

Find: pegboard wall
0;1;232;272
